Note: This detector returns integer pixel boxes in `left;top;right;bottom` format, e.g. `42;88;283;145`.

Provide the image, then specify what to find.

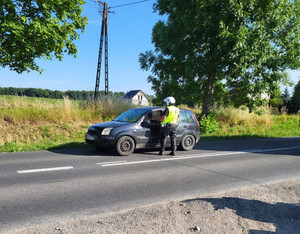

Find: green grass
201;113;299;140
0;123;89;153
0;95;299;153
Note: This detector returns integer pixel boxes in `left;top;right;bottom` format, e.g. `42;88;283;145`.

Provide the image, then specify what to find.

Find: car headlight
102;127;113;135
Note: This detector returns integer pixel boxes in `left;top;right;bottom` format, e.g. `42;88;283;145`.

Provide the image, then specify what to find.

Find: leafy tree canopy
140;0;300;117
0;0;88;73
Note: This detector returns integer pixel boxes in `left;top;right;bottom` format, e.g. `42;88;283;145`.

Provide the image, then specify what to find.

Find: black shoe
169;151;175;156
159;151;164;155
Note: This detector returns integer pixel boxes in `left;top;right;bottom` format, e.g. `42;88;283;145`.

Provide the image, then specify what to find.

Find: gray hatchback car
85;107;200;156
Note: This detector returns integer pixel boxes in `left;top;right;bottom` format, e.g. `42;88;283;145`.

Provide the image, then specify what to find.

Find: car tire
180;134;195;151
116;136;135;156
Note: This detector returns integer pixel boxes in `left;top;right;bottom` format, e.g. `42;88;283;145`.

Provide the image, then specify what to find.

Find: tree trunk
200;73;216;120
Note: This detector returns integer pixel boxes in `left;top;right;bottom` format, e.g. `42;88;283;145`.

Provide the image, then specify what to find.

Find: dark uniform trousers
160;123;178;152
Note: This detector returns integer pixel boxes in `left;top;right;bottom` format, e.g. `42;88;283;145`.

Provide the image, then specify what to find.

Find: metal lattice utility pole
93;0;149;101
94;2;109;101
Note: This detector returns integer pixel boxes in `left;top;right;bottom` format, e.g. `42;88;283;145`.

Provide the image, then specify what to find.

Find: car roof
131;106;163;111
131;106;193;112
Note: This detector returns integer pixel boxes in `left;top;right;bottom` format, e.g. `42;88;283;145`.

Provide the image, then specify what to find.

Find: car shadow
46;141;165;157
47;143;162;158
47;142;117;157
183;197;300;233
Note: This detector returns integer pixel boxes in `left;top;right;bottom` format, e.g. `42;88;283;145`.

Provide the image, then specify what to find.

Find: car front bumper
85;133;117;148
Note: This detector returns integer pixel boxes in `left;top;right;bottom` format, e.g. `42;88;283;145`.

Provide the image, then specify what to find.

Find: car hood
89;121;131;129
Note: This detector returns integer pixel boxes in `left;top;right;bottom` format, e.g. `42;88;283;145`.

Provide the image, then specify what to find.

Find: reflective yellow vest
162;106;179;125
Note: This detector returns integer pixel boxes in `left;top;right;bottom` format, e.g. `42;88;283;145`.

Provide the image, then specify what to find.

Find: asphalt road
0;137;299;233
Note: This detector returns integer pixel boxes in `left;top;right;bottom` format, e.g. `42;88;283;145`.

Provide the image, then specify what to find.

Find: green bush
199;112;219;134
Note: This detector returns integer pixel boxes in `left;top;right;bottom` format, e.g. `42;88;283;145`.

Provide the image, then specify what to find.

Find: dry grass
0;95;134;148
0;96;133;125
216;106;272;127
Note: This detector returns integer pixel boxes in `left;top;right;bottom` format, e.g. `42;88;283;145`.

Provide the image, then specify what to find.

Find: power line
110;0;150;9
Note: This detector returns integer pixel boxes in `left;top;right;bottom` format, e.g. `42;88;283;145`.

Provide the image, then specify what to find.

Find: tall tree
0;0;87;73
288;80;300;114
139;0;300;117
268;84;283;113
281;87;291;106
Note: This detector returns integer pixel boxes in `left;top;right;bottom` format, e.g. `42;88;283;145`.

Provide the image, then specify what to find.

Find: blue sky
1;0;159;95
1;0;299;96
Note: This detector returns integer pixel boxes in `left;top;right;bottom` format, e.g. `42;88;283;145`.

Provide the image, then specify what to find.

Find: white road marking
101;146;300;167
17;166;74;174
248;146;300;153
96;161;127;165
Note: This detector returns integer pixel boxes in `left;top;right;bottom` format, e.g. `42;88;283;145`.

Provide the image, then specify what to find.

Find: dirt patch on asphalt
13;179;300;234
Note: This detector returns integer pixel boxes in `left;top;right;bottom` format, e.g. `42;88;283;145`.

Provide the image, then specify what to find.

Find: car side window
143;110;163;125
151;110;162;122
144;112;152;122
185;111;195;123
179;111;188;123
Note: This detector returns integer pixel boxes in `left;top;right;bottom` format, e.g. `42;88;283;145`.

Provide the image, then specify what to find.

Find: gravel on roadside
12;179;300;234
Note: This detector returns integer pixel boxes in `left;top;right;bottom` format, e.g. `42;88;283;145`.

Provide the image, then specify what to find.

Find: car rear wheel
180;134;195;151
116;136;135;156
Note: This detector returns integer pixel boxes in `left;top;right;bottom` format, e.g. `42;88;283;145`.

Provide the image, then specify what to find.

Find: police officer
159;96;180;156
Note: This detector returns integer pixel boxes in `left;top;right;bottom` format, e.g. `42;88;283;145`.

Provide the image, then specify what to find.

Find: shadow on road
47;142;117;157
193;137;300;157
47;143;161;157
47;137;300;157
183;197;300;233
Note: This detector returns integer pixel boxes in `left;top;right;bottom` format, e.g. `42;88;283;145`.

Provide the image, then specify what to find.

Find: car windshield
113;108;149;123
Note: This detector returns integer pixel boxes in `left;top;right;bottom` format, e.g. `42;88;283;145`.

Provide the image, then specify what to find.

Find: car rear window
185;111;195;123
179;110;195;123
179;111;188;123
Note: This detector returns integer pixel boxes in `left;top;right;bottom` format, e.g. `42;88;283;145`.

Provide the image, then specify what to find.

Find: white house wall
131;92;149;106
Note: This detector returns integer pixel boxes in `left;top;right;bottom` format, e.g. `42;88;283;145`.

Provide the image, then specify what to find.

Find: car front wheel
180;134;195;151
116;136;135;156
